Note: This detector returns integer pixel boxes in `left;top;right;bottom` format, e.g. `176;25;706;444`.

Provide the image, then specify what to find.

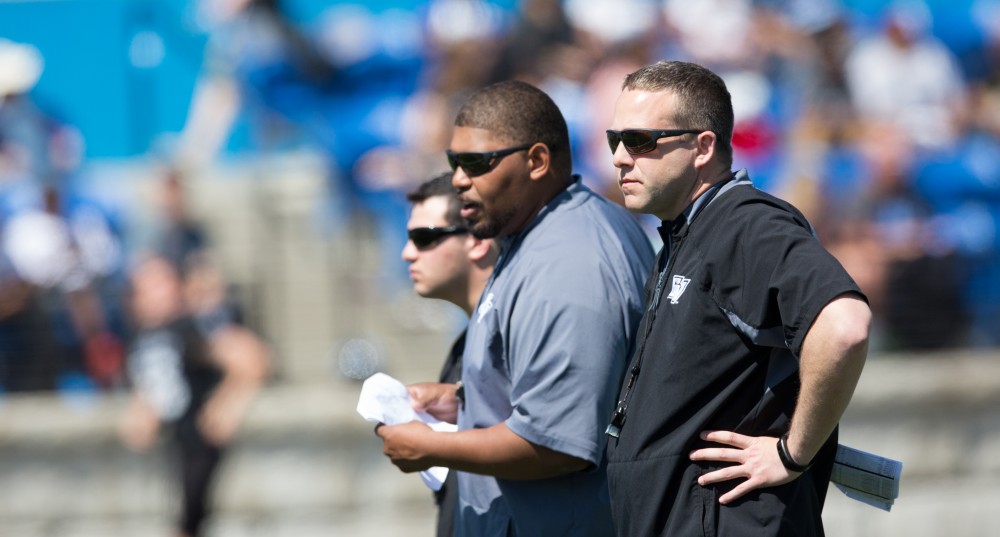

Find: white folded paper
357;373;458;491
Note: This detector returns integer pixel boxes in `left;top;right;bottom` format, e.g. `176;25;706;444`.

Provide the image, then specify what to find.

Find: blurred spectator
490;0;575;83
0;39;125;392
912;127;1000;347
564;0;658;53
175;0;336;167
660;0;789;189
861;124;970;350
424;0;507;95
562;0;659;197
661;0;758;69
844;0;967;151
755;0;852;118
580;44;651;203
119;252;270;537
144;166;261;349
6;0;1000;359
150;167;209;274
0;185;127;387
0;38;71;188
176;0;425;296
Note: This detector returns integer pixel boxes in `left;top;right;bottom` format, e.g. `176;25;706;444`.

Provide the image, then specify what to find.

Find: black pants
174;417;224;537
434;470;458;537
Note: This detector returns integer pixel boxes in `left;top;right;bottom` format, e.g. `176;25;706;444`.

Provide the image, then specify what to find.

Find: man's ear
526;143;551;181
694;131;717;168
466;236;498;264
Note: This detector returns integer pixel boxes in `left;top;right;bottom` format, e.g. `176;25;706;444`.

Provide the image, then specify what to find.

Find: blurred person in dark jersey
119;253;269;537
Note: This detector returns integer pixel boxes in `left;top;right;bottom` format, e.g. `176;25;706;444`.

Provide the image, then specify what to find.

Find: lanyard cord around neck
606;179;731;438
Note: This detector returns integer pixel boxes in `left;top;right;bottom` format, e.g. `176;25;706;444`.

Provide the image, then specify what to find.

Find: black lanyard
605;225;685;438
606;179;730;438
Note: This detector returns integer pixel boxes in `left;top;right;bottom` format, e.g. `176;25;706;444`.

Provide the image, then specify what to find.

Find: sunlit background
1;0;998;535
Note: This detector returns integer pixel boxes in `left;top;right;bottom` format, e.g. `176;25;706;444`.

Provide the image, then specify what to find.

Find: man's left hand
376;420;436;473
689;430;799;504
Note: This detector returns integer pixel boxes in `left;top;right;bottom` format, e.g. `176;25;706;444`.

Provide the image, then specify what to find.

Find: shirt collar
496;174;583;272
657;169;752;242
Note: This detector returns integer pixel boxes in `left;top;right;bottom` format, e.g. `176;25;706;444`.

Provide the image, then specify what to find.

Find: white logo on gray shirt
477;292;494;322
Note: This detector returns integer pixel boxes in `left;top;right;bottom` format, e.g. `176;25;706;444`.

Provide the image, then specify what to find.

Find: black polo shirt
606;171;865;536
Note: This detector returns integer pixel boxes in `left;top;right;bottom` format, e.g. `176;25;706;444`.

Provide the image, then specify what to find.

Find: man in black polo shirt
400;172;498;537
604;60;871;536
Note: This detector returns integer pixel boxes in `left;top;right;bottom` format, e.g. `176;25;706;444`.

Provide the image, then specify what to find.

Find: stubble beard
470;220;501;239
467;205;519;240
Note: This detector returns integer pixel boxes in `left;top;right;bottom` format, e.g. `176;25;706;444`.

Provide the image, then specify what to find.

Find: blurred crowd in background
1;0;999;398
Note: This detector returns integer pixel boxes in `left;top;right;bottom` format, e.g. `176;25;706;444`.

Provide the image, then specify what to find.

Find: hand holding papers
357;373;457;491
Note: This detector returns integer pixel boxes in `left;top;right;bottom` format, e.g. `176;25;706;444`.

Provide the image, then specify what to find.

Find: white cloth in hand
357;373;457;490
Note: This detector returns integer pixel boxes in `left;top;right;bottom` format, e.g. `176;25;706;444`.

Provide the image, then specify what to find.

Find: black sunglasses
606;129;703;155
446;143;533;177
408;226;468;249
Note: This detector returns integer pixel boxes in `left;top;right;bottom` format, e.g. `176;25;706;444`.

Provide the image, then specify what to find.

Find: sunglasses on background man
408;226;468;249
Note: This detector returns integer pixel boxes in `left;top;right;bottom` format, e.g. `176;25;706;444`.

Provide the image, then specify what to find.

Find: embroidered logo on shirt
477;292;494;322
666;275;691;304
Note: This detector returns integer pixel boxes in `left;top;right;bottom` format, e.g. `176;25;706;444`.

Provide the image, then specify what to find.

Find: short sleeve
720;201;865;357
504;255;632;464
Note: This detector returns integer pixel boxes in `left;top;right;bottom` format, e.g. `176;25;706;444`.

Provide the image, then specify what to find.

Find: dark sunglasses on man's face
408;226;468;249
606;129;703;155
446;143;533;177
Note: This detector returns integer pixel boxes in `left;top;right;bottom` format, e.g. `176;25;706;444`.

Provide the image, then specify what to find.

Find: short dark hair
406;172;464;227
622;61;734;166
454;80;572;176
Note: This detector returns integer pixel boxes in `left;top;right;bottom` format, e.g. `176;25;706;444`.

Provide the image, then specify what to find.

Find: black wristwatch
776;432;812;473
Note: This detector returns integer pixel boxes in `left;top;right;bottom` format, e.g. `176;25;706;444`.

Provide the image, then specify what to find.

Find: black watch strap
776;432;812;473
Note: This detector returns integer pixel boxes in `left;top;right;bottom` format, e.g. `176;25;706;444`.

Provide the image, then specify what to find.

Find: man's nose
451;168;471;191
401;240;418;262
610;141;634;169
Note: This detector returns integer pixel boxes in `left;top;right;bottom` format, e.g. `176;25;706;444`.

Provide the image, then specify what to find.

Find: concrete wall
824;351;1000;537
0;382;436;537
1;352;999;536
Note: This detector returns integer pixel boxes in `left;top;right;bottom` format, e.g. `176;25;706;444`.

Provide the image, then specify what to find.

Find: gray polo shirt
455;178;654;537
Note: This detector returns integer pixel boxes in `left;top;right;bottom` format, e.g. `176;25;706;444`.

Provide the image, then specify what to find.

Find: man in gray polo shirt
376;80;653;536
